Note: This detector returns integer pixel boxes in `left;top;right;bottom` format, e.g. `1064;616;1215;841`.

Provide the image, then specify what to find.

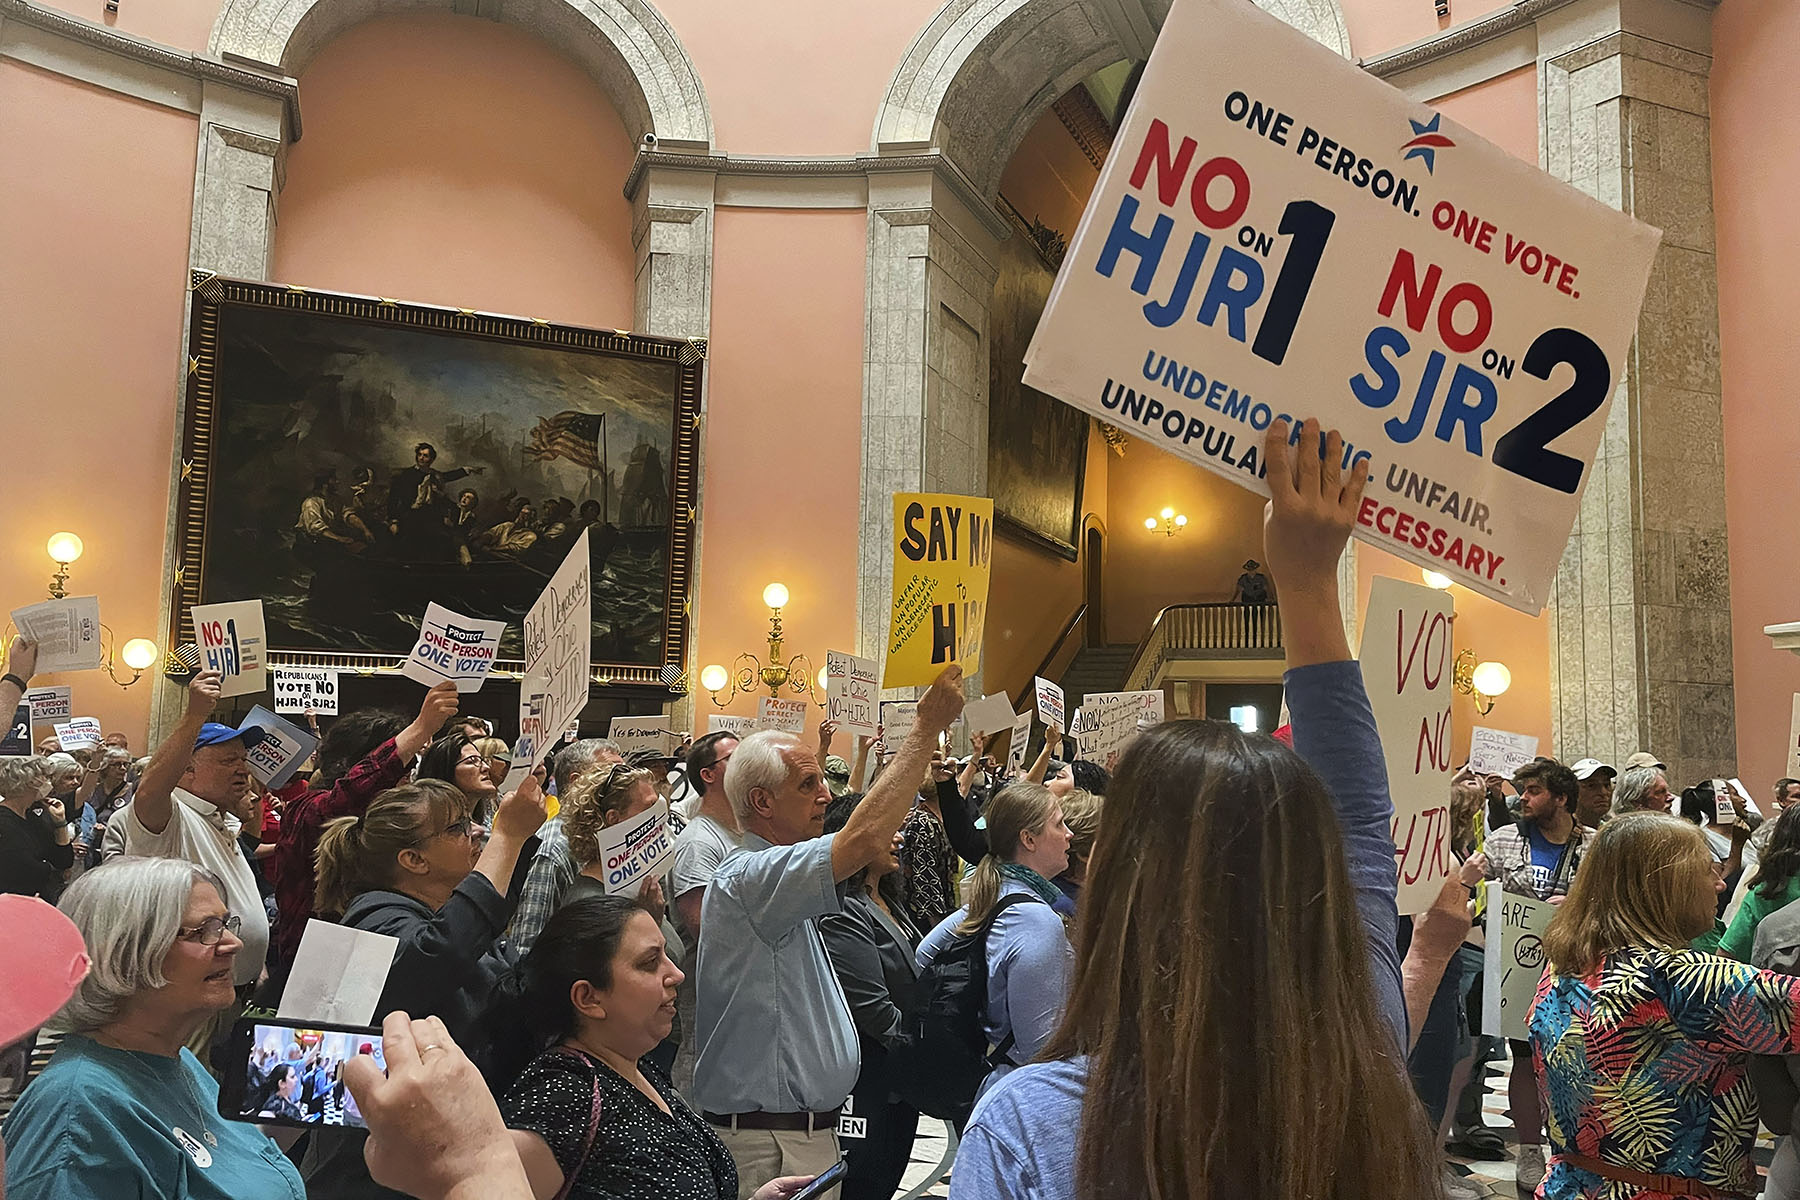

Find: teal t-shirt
1;1035;304;1200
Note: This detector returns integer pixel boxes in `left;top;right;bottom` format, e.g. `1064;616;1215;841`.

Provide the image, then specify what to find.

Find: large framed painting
172;275;702;691
987;217;1089;561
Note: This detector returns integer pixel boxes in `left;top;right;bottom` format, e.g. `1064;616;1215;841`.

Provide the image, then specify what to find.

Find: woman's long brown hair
1039;720;1441;1200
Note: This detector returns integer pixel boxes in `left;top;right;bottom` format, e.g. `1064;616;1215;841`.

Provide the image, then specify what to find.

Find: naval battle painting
173;276;701;689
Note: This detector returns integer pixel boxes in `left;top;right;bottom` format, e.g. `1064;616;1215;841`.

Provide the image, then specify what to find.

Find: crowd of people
2;418;1799;1200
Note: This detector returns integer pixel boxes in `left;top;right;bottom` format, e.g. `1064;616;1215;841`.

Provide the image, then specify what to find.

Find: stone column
861;162;1003;704
625;156;715;730
188;81;288;276
1540;1;1731;786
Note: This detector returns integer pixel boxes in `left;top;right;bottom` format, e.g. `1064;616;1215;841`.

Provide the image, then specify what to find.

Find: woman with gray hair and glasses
0;754;74;901
2;856;305;1199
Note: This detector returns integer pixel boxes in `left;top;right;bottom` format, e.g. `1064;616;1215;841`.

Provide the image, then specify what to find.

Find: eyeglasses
437;819;475;840
457;755;491;768
177;914;242;945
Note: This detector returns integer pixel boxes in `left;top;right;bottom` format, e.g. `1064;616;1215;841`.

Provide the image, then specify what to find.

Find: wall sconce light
47;532;84;599
1144;507;1187;538
1421;570;1453;590
1453;649;1511;716
34;531;157;687
700;581;820;709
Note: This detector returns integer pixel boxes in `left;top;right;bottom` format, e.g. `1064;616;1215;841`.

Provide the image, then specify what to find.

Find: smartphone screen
788;1158;848;1200
217;1017;384;1129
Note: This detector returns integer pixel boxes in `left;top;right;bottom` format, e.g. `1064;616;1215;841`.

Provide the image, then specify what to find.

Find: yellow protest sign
884;493;993;688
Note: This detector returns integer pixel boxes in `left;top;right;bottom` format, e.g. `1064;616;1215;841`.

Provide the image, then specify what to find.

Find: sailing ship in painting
204;302;682;662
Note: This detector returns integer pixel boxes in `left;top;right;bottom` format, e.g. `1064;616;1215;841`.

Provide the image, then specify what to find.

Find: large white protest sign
1022;0;1659;615
1033;677;1066;732
402;603;506;692
238;706;321;789
607;715;681;756
25;686;71;722
191;600;268;697
1072;689;1165;769
1007;710;1033;775
825;651;879;738
1483;883;1555;1040
272;668;340;716
54;718;103;751
10;597;102;673
962;692;1017;740
593;799;677;896
1469;726;1539;779
706;714;759;737
1361;576;1456;915
757;696;809;734
519;532;592;770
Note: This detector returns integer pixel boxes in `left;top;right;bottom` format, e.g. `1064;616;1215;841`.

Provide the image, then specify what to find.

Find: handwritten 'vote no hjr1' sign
1023;0;1659;614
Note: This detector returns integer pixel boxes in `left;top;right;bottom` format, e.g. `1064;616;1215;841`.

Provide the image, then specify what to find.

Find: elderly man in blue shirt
692;664;966;1198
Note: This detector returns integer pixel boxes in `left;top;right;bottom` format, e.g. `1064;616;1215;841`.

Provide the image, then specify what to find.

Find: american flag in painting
526;411;603;469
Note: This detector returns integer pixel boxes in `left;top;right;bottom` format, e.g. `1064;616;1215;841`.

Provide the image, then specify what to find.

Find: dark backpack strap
973;891;1045;1070
551;1048;604;1200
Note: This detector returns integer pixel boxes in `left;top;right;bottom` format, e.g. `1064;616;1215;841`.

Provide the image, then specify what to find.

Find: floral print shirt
1531;946;1800;1198
898;802;955;934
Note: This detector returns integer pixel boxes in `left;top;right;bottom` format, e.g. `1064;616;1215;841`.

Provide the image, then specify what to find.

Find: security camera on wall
642;133;658;150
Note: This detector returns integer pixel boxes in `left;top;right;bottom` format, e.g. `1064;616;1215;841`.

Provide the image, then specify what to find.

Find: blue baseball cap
194;722;268;751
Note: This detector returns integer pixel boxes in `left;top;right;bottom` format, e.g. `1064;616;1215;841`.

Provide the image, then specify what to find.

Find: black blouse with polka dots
502;1048;736;1200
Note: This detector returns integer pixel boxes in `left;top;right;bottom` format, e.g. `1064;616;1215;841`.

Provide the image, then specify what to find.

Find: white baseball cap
1571;758;1617;781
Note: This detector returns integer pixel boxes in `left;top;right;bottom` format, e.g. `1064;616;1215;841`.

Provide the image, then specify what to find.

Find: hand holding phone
768;1159;848;1200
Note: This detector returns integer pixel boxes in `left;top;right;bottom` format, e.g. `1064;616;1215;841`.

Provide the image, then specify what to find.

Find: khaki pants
713;1123;841;1200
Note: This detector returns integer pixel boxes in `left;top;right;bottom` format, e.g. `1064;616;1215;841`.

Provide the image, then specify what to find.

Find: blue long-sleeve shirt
949;659;1403;1200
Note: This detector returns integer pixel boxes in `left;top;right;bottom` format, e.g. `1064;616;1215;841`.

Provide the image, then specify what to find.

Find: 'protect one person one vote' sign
1023;0;1660;614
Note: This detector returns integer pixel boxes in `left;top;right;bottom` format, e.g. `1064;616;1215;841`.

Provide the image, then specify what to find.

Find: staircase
1057;644;1138;711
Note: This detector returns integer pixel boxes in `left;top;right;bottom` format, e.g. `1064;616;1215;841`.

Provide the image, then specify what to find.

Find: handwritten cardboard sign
1360;576;1456;915
403;603;506;692
238;706;321;790
825;651;879;738
607;715;681;756
519;532;592;770
1007;709;1034;775
706;714;759;737
1021;0;1659;614
1468;726;1539;779
24;686;71;722
755;696;809;734
593;798;677;896
10;597;102;673
272;668;340;716
1033;676;1066;733
53;717;103;751
884;493;993;687
1071;689;1166;770
1482;882;1555;1040
191;599;268;697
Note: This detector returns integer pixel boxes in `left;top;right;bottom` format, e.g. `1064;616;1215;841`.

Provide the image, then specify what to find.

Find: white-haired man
692;665;965;1197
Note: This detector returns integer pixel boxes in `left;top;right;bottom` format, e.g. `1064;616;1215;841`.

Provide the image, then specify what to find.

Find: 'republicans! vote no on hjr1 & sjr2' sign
1024;0;1660;615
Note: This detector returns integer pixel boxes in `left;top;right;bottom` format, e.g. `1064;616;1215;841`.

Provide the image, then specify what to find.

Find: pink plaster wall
1714;0;1800;792
272;14;637;327
0;63;198;749
693;208;867;718
31;0;219;59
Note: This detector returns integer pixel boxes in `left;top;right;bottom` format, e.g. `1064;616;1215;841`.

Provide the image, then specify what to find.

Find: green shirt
1;1034;304;1200
1720;875;1800;961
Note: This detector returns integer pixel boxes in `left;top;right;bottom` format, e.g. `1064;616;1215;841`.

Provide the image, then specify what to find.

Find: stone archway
856;0;1349;665
210;0;712;149
190;0;714;338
